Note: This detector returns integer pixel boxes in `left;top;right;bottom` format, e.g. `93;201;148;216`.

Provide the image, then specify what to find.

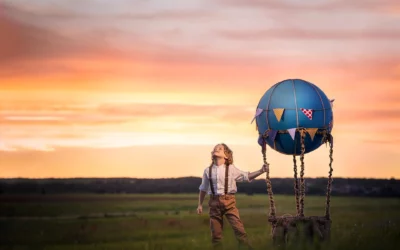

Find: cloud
340;109;400;122
5;0;212;20
216;0;400;12
1;1;399;86
116;10;212;20
217;28;400;41
0;102;254;127
97;103;252;119
0;117;129;126
0;3;120;68
363;139;400;145
0;3;227;80
0;5;69;62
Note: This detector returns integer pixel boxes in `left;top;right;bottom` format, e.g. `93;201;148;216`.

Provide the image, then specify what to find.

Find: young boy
197;143;268;249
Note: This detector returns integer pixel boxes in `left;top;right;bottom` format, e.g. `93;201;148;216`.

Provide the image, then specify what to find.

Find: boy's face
212;144;227;159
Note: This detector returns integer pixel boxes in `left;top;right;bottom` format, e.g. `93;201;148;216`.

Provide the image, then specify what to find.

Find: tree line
0;177;399;197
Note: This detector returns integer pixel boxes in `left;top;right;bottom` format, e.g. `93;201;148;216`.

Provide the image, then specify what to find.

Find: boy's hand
261;163;269;173
197;205;203;214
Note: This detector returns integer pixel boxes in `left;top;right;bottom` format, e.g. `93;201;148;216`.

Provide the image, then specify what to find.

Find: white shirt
199;164;251;195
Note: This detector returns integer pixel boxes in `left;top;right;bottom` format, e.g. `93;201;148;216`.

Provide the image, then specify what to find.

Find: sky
0;0;399;179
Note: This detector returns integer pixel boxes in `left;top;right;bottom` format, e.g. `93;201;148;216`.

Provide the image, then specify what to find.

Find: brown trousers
208;194;251;248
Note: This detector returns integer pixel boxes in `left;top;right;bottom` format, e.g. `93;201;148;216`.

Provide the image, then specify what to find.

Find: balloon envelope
255;79;333;155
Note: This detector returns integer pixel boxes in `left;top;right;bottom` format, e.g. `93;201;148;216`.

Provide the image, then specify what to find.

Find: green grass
1;194;399;250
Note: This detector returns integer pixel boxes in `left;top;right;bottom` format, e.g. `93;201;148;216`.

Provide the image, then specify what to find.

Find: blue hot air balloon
253;79;334;155
253;79;335;244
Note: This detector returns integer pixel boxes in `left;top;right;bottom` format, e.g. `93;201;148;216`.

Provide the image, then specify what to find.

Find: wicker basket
270;216;331;244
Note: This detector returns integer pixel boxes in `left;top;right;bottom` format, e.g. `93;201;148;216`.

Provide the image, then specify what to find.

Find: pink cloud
217;28;400;40
216;0;400;12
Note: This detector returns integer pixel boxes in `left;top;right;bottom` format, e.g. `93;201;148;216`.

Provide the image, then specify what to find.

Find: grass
0;194;399;249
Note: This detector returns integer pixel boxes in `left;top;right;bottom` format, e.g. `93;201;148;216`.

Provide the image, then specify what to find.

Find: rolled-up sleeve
199;169;210;192
232;165;251;183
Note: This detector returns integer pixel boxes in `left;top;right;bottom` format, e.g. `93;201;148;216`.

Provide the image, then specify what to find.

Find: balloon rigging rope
293;155;300;216
260;121;334;224
325;138;334;220
299;129;306;217
262;132;276;220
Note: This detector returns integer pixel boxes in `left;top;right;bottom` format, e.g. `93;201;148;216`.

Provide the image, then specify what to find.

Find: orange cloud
0;102;254;127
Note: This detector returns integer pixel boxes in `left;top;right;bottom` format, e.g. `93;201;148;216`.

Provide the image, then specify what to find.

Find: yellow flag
306;128;318;141
273;108;285;122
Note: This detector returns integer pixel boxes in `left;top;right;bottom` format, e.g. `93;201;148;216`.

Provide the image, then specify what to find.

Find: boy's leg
223;196;252;248
209;197;223;248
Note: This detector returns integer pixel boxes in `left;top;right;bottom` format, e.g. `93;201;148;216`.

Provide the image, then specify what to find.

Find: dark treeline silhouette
1;177;399;197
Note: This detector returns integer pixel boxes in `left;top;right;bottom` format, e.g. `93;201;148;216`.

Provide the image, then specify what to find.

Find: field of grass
0;194;399;250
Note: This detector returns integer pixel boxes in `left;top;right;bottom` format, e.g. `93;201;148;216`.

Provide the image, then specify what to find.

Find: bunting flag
273;108;285;122
268;130;278;143
330;99;335;108
251;108;264;124
300;108;313;120
287;128;297;140
306;128;318;141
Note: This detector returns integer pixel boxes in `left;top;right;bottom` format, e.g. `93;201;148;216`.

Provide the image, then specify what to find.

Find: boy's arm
197;190;207;214
233;163;269;182
198;190;207;206
248;165;267;181
197;170;209;214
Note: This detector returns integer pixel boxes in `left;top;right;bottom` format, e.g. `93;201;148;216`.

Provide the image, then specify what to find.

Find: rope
293;155;300;216
321;130;328;146
299;129;306;217
325;134;334;220
261;133;276;220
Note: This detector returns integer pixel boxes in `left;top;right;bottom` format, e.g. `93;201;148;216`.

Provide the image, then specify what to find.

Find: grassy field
0;194;399;250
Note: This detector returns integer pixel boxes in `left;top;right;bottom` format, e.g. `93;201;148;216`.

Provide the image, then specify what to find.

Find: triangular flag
268;130;278;143
251;108;264;124
287;128;297;140
273;108;285;122
306;128;318;141
300;108;313;120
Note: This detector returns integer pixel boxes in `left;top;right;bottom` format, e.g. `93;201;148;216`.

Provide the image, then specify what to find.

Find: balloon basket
269;216;331;245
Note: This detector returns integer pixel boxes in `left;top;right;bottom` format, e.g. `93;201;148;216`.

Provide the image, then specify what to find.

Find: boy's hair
209;143;234;168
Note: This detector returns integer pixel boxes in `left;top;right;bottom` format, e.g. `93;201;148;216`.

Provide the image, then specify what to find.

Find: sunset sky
0;0;399;179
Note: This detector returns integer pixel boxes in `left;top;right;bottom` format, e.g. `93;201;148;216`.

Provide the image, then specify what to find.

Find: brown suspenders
209;164;230;195
209;166;215;195
224;164;229;194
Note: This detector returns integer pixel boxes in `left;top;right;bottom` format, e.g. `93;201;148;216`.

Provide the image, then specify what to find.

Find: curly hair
209;143;234;168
